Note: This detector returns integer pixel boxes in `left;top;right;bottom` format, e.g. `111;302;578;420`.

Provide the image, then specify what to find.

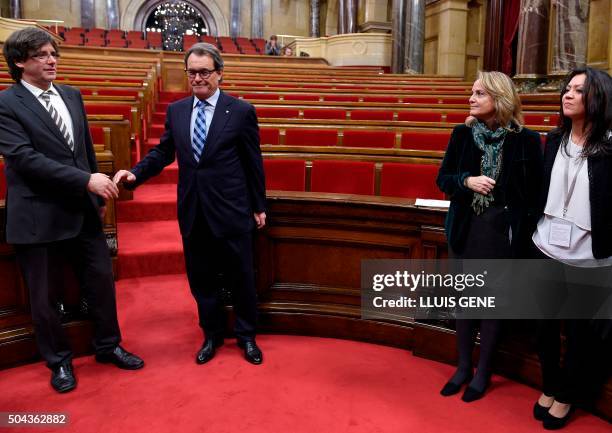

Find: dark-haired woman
531;67;612;430
437;71;543;402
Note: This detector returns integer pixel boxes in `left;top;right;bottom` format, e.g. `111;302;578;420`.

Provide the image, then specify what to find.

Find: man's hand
113;170;136;185
99;205;107;221
465;175;496;195
254;212;266;229
87;173;119;200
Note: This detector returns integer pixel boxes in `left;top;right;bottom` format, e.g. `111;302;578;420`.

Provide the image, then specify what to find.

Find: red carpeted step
157;102;170;112
153;112;165;123
116;184;177;222
150;124;164;139
159;91;190;102
147;161;178;184
117;220;184;278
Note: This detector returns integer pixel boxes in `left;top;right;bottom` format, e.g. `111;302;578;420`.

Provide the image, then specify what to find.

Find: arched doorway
130;0;225;50
144;1;208;51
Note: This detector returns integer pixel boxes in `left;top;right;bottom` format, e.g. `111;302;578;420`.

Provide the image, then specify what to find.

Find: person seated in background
265;35;281;56
282;46;293;57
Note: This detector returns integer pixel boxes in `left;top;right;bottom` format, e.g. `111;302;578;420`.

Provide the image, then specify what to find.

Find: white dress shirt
21;79;75;148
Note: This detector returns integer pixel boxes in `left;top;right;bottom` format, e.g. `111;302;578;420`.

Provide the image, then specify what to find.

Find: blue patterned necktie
192;100;210;162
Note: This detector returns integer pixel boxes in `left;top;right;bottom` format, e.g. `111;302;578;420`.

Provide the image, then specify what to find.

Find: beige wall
22;0;80;27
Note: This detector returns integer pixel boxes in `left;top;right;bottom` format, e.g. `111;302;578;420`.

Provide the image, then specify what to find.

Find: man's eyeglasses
185;68;217;79
31;52;60;62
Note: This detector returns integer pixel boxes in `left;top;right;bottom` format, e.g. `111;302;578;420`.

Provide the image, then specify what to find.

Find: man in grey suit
0;27;143;393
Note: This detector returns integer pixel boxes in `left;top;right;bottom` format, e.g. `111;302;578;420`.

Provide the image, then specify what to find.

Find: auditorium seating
303;108;346;120
285;129;338;147
311;160;375;195
259;128;280;145
343;130;396;148
380;162;445;199
183;34;200;50
256;107;300;119
263;159;306;191
401;131;451;151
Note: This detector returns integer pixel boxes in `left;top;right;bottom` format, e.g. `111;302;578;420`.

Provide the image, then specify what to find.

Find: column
483;0;504;71
230;0;242;37
404;0;426;73
106;0;120;29
391;0;407;73
515;0;550;76
9;0;22;19
551;0;589;73
251;0;263;39
81;0;95;28
338;0;347;34
310;0;321;37
337;0;358;34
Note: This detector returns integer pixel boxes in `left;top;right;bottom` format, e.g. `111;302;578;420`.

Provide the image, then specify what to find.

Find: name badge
549;218;572;248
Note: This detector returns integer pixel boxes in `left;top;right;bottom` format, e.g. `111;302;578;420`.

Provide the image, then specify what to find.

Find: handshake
86;170;136;200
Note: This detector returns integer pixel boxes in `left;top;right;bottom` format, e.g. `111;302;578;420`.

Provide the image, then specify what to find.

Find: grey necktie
40;90;74;151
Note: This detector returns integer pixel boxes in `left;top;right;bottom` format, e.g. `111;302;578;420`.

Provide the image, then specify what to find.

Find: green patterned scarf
470;121;508;215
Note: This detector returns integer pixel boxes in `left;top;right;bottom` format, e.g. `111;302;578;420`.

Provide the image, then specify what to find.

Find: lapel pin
225;110;229;114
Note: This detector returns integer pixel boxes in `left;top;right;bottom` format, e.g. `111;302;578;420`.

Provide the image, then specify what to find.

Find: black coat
128;91;266;238
0;82;101;244
437;124;544;256
538;131;612;259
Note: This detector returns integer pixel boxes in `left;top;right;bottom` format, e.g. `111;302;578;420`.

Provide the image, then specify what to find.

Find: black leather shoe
95;346;144;370
196;338;224;364
461;383;490;403
543;406;573;430
51;363;76;393
238;340;263;365
534;401;553;421
440;372;473;397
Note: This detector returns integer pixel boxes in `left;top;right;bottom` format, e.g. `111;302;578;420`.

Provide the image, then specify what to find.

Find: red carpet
0;93;608;432
0;273;608;433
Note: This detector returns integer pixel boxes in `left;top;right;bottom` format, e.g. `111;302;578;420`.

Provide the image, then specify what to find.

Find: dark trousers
182;211;257;343
15;210;121;369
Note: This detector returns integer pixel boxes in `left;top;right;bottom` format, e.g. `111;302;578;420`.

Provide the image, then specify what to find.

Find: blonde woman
437;71;543;401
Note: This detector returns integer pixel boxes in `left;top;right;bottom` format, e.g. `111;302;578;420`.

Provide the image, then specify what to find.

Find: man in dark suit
114;43;266;365
0;27;144;393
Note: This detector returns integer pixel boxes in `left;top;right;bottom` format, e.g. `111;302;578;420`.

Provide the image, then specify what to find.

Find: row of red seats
260;128;451;151
254;106;558;126
182;34;264;54
56;27;162;49
264;159;444;199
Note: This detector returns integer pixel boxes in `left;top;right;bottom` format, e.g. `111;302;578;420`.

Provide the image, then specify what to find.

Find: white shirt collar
20;79;57;98
192;88;220;109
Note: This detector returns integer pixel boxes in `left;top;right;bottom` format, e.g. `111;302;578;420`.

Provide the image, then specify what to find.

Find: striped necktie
40;90;74;151
192;100;210;162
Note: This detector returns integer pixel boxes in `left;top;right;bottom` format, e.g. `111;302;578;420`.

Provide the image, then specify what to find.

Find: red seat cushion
242;93;279;101
401;131;451;151
264;159;306;191
303;109;346;120
343;130;395;148
445;112;469;124
89;126;105;145
284;94;320;101
350;110;394;121
256;107;300;118
85;104;132;124
285;129;337;147
363;96;399;103
403;96;440;104
259;128;280;145
324;95;360;102
380;162;445;199
397;112;442;122
311;160;375;195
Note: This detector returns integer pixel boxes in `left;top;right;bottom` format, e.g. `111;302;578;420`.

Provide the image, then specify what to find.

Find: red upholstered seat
363;96;399;103
311;160;375;195
97;89;140;97
403;96;440;104
259;128;280;145
397;112;442;122
89;126;105;145
126;31;145;42
445;112;469;124
105;39;127;48
343;130;395;148
201;36;217;45
128;39;150;49
146;32;163;49
85;104;132;124
302;84;333;89
303;109;346;120
350;110;394;121
256;107;300;118
183;34;200;50
324;95;360;102
524;114;546;125
86;28;105;38
263;159;306;191
401;131;451;151
285;129;337;147
242;93;279;101
284;94;320;101
380;162;445;199
107;29;125;39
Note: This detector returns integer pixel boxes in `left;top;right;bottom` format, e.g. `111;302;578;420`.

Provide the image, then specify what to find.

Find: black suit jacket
129;91;266;237
538;131;612;259
0;82;100;244
437;124;544;257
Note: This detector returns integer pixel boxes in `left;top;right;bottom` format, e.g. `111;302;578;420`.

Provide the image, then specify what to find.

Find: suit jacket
0;82;100;244
129;91;266;238
437;124;544;257
538;130;612;259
